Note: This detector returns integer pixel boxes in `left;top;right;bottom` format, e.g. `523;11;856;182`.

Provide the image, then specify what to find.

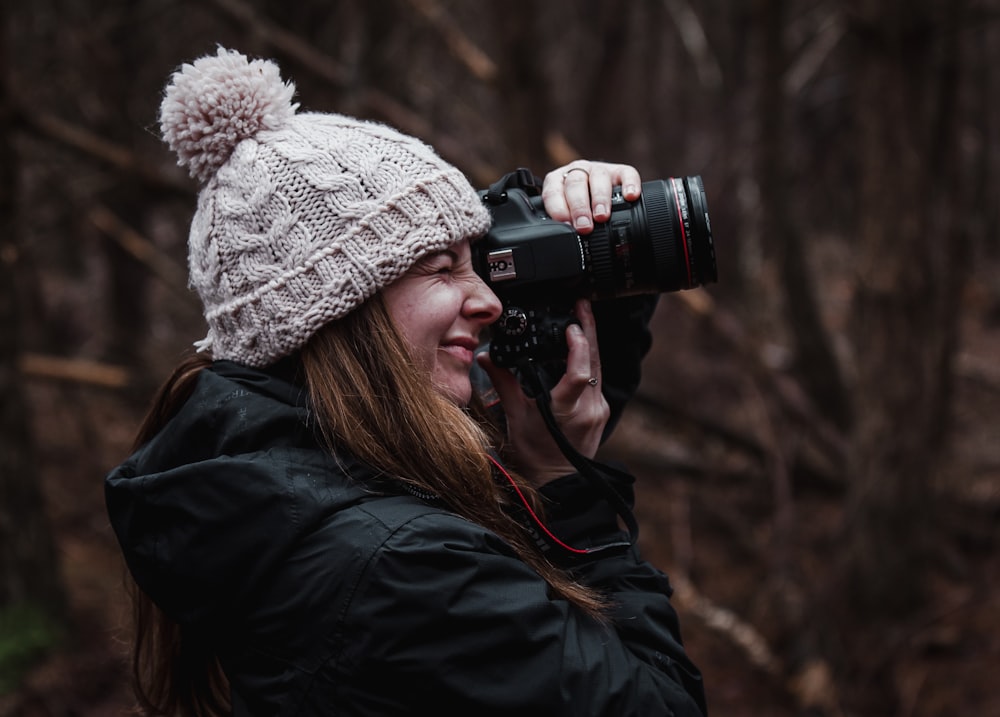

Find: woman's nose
465;275;503;325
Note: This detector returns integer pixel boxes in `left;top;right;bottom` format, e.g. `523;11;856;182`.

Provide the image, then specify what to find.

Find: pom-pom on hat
159;47;492;367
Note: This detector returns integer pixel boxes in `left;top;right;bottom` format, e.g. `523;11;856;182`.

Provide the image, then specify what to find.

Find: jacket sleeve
539;470;706;713
593;294;658;440
313;488;706;717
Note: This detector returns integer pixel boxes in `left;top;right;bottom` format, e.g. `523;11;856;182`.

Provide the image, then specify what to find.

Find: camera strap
483;167;541;205
517;359;640;558
480;168;639;559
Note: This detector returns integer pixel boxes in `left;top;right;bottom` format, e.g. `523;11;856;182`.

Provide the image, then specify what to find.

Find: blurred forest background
1;0;999;715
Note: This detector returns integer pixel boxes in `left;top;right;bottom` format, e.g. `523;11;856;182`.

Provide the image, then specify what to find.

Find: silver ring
588;377;599;386
563;167;590;180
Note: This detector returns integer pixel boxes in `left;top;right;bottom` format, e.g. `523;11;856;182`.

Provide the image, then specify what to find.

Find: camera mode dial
497;307;528;337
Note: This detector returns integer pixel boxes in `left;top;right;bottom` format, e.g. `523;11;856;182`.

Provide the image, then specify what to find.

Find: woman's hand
540;160;642;234
477;298;609;487
476;160;644;486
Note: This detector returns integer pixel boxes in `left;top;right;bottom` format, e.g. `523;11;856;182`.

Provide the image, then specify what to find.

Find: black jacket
105;298;707;716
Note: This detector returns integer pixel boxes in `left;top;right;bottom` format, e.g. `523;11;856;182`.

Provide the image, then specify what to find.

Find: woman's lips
440;337;479;365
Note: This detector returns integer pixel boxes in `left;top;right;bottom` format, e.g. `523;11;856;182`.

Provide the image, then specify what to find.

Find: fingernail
574;216;592;230
625;184;638;196
594;203;607;217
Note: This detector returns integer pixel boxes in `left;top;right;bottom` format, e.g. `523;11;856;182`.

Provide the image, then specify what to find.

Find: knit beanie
159;47;492;367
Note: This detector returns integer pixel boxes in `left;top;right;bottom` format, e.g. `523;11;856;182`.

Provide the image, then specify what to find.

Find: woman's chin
433;376;472;407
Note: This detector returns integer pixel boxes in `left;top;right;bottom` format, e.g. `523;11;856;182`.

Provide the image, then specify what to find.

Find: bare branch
785;10;845;96
20;353;129;388
10;101;192;196
675;573;846;715
661;0;723;90
674;289;849;471
209;0;351;86
403;0;498;82
87;205;196;307
672;574;781;675
957;351;1000;391
205;0;499;185
544;132;581;167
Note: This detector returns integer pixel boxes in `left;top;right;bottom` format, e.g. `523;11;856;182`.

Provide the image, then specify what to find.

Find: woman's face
382;239;503;406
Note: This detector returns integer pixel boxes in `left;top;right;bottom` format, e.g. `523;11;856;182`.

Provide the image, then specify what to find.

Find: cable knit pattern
159;47;491;367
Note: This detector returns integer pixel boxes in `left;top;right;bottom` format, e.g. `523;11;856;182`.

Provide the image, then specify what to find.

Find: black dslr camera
474;169;717;369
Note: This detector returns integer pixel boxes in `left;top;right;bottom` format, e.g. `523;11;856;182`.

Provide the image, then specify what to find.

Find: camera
474;171;717;368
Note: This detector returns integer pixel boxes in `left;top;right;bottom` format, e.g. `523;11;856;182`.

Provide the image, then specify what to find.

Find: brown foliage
3;1;1000;715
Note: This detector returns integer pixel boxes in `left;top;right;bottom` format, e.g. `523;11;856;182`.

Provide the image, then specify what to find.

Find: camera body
474;172;716;368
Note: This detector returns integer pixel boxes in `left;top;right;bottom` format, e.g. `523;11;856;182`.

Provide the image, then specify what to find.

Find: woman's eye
416;250;462;276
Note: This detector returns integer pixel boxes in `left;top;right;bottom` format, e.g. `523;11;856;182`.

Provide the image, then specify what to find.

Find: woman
105;47;706;716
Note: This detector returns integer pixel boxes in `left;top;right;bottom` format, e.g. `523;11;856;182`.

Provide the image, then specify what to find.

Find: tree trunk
758;0;851;432
0;3;67;628
842;0;968;616
490;0;553;169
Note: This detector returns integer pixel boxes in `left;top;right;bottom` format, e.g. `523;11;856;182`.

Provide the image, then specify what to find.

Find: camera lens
585;176;716;299
475;173;718;367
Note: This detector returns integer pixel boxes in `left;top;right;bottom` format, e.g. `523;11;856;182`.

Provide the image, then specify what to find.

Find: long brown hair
300;297;605;612
125;295;604;715
126;353;230;717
